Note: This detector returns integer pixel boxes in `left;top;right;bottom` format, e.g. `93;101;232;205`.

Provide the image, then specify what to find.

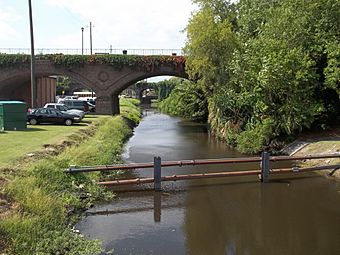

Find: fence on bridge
66;153;340;191
0;48;183;56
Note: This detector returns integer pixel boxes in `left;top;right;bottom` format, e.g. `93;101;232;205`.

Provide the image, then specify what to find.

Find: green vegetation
0;120;95;169
156;79;177;101
56;76;72;95
158;78;208;122
0;99;141;254
0;54;185;72
180;0;340;154
120;98;141;124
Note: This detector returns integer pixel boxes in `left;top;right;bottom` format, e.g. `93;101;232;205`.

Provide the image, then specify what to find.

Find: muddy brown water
77;110;340;255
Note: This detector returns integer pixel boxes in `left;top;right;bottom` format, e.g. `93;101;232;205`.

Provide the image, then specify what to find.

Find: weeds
0;99;141;254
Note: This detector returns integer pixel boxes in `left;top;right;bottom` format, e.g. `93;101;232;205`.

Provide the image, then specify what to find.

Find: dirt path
282;127;340;179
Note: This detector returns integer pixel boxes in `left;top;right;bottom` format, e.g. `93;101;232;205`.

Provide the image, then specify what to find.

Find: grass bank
0;118;98;169
0;98;141;254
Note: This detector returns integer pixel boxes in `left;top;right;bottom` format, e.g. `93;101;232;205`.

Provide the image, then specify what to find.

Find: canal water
77;110;340;255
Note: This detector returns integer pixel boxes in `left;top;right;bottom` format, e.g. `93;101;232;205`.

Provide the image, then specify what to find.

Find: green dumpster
0;101;27;131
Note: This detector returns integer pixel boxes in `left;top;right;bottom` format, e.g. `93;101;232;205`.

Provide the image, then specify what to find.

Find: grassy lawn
0;99;141;254
0;115;106;168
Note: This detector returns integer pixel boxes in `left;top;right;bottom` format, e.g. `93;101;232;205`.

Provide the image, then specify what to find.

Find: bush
237;118;275;154
159;79;208;122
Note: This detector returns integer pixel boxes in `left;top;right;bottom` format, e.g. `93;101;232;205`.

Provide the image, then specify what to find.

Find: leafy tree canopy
183;0;340;153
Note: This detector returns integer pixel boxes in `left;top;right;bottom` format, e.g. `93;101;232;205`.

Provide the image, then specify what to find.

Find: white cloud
0;7;22;40
46;0;195;49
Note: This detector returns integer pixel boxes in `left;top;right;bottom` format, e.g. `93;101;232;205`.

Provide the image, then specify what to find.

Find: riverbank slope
0;99;141;254
285;127;340;179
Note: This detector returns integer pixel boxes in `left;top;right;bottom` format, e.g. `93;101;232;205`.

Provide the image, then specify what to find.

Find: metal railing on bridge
66;152;340;191
0;48;183;56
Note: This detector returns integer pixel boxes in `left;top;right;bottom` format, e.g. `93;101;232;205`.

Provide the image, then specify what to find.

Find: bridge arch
134;82;158;102
0;55;187;114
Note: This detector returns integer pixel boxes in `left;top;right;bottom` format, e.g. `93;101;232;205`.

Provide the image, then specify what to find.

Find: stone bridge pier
96;93;120;115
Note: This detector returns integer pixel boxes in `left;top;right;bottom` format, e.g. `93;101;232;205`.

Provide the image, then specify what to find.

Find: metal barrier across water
67;153;340;191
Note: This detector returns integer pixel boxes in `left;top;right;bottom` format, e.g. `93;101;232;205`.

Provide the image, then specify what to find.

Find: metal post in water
154;156;162;191
153;191;162;222
261;152;270;183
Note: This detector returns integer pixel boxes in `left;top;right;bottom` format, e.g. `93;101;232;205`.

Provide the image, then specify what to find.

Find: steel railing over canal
66;152;340;191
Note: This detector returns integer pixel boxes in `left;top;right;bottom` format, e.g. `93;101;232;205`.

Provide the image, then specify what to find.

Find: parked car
87;98;96;106
77;98;96;111
59;99;90;112
87;101;96;112
44;103;85;119
27;108;81;126
57;96;78;103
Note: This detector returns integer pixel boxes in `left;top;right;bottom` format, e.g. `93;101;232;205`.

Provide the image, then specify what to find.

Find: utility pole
81;27;84;55
28;0;36;108
89;22;93;55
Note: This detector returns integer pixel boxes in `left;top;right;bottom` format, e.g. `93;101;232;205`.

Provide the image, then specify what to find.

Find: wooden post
261;152;270;183
154;156;162;191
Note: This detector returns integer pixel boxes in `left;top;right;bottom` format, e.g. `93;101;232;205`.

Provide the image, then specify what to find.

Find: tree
56;76;72;95
182;0;340;153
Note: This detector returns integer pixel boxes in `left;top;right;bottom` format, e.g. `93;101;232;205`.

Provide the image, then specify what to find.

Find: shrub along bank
158;78;208;122
182;0;340;154
0;99;141;254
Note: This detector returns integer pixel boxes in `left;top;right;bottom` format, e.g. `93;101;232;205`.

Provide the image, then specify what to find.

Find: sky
0;0;196;50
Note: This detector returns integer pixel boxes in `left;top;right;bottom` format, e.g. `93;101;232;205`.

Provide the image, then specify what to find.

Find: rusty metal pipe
270;153;340;162
97;164;340;186
68;157;262;173
161;170;261;181
98;177;154;186
67;153;340;173
98;170;262;186
270;164;340;174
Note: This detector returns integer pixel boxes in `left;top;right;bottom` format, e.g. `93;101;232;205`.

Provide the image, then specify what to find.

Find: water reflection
86;192;163;223
77;110;340;255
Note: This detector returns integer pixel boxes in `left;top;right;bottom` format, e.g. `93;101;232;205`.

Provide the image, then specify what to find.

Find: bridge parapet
0;48;183;56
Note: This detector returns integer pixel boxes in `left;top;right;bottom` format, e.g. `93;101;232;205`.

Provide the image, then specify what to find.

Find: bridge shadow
72;123;89;126
84;115;99;119
23;123;91;129
24;127;47;132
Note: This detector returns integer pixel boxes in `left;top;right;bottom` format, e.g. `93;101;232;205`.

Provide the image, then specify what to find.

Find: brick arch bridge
0;55;186;114
134;82;159;102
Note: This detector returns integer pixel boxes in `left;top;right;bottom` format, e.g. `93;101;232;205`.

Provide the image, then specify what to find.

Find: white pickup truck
44;103;85;119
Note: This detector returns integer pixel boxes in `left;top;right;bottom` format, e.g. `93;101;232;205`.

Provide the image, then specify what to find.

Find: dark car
59;100;90;112
27;108;81;126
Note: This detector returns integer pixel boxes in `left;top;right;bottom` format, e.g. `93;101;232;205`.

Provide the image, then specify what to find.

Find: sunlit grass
0;99;141;254
0;115;107;168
